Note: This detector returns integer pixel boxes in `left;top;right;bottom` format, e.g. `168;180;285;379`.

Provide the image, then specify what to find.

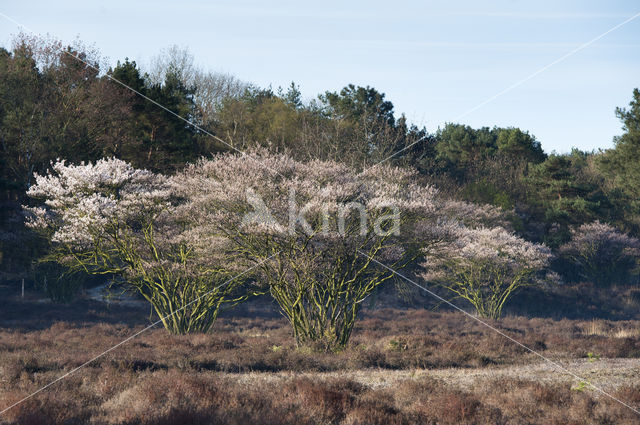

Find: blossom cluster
171;149;504;241
559;221;640;259
420;224;555;318
423;226;552;277
26;158;171;248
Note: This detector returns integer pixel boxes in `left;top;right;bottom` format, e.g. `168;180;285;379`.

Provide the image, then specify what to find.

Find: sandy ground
224;358;640;392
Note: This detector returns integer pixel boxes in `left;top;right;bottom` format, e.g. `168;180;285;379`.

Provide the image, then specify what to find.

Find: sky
1;1;639;154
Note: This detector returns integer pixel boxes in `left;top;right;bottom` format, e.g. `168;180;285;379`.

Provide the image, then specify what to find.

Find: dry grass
583;320;640;339
0;290;640;424
2;370;640;425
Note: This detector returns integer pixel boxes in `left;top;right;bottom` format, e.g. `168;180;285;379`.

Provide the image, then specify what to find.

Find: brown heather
1;290;640;424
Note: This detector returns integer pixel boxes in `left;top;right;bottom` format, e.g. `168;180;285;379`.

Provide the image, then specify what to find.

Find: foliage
211;83;427;168
435;125;497;172
422;226;554;319
598;88;640;230
462;178;514;210
558;221;640;286
319;84;427;167
213;86;308;151
0;34;136;274
320;84;395;126
525;150;620;246
109;58;205;171
434;124;545;176
0;33;133;195
25;158;249;333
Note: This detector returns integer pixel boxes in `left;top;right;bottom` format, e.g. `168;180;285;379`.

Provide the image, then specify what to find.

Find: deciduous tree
25;158;248;333
422;226;553;319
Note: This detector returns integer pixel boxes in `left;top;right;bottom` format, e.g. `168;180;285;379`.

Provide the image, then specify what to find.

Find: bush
559;221;640;286
25;158;250;333
422;226;554;319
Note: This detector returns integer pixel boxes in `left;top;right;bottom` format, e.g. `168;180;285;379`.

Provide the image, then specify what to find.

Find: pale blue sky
1;1;639;153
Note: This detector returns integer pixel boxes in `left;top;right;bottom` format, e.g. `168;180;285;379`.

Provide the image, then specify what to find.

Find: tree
173;150;485;350
147;45;248;129
495;127;545;163
214;86;303;151
435;124;497;173
147;45;198;88
319;84;425;167
558;221;640;286
209;82;428;168
320;84;395;126
25;158;248;333
278;81;303;109
435;124;545;176
0;41;44;196
108;58;203;172
598;88;640;231
525;150;617;246
600;88;640;198
422;226;553;319
193;70;247;126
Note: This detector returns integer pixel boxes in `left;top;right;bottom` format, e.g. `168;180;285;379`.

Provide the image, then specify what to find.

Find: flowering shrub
25;158;248;334
558;221;640;286
422;226;554;319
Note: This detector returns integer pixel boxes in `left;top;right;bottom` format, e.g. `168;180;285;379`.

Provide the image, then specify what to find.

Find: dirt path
224;358;640;391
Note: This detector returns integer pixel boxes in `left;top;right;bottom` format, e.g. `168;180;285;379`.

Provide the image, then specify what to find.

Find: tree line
2;34;640;320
